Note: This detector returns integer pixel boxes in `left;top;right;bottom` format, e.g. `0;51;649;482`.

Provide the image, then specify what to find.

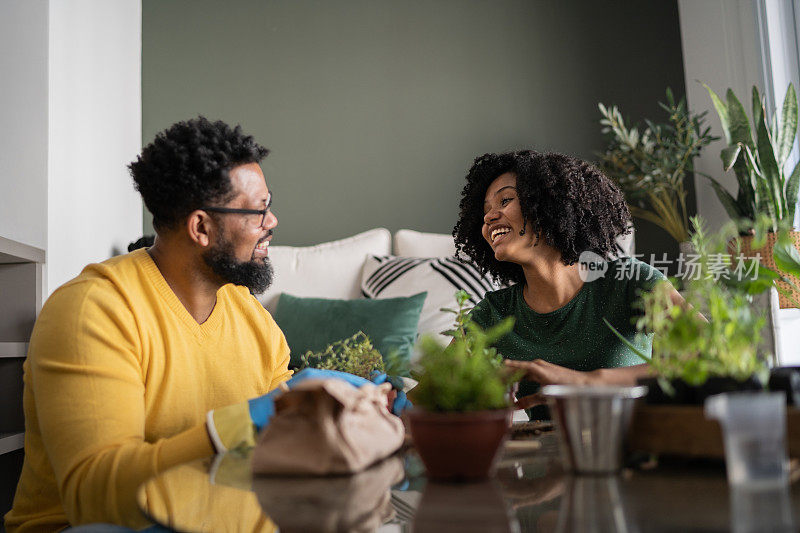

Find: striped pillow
361;255;505;345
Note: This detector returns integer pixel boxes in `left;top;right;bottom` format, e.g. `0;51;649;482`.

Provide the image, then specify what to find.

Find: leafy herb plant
411;291;518;412
605;217;770;391
298;331;386;379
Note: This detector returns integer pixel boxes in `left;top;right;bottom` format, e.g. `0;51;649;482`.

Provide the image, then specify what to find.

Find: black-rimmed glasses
201;206;270;228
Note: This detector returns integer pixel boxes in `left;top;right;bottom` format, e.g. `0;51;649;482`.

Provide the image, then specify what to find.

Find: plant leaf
722;262;780;294
785;161;800;224
774;230;800;277
777;84;798;166
741;144;774;226
602;318;651;363
752;86;763;138
755;95;785;220
721;144;742;171
703;174;743;220
704;83;731;144
727;87;755;149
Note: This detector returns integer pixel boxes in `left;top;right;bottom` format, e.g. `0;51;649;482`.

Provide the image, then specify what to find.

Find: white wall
47;0;143;293
0;0;49;250
678;0;764;233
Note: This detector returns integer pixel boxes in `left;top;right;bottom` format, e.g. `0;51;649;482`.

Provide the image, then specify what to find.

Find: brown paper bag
251;379;405;475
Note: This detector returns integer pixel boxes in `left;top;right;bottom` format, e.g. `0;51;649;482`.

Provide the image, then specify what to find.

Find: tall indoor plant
406;291;518;481
703;83;800;307
598;88;717;244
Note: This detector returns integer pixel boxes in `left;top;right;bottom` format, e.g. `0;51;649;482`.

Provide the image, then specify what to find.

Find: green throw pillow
274;292;427;369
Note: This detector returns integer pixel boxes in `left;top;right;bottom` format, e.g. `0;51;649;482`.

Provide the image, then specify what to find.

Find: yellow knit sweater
5;249;291;532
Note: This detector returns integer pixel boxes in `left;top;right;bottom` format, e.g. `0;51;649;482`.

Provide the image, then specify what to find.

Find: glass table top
136;434;800;532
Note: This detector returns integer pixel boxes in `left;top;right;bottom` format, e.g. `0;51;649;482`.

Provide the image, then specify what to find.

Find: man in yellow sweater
5;118;346;531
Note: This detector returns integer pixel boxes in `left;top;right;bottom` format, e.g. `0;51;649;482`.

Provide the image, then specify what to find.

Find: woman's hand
505;359;597;387
505;359;599;410
505;360;652;397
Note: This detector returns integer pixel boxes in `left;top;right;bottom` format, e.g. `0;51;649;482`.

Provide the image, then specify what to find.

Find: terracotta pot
733;231;800;309
405;408;512;481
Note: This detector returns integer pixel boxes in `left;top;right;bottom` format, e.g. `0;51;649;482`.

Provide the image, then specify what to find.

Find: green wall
142;0;687;258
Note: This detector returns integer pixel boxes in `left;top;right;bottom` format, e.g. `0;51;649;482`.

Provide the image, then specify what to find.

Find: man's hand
370;372;412;416
504;359;597;387
208;368;374;453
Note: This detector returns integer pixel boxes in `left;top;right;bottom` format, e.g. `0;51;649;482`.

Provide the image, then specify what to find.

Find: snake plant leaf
785;161;800;223
721;144;741;171
741;144;766;214
752;86;763;140
704;83;732;144
772;112;780;143
777;84;798;166
705;175;743;220
727;88;755;149
731;161;756;217
756;177;776;227
774;231;800;277
755;97;784;218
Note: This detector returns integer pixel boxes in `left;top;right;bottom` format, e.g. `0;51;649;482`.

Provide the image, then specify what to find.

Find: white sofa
258;227;635;345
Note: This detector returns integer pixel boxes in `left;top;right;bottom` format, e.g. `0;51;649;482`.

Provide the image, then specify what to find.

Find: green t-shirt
469;257;666;411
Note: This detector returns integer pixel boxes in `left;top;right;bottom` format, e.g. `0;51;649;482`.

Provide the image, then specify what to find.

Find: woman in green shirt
453;150;685;413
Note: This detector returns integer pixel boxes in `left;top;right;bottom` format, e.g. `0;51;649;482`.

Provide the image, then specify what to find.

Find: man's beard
202;236;274;294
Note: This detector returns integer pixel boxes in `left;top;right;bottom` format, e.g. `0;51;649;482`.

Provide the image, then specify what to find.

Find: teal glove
248;368;371;429
207;368;369;452
370;371;413;416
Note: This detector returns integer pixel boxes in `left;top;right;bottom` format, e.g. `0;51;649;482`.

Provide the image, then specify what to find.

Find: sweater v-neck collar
136;249;225;338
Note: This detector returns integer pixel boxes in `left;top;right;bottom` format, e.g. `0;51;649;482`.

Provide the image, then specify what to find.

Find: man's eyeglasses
201;206;271;228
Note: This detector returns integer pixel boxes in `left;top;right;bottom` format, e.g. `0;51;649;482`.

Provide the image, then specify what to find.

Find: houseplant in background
598;88;717;247
406;291;518;481
702;83;800;307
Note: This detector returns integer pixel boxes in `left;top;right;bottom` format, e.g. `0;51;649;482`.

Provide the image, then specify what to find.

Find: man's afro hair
453;150;631;286
129;116;269;231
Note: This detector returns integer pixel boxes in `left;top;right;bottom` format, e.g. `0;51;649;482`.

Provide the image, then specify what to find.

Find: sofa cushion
393;229;456;257
274;292;427;369
361;255;504;346
393;228;636;258
258;228;392;313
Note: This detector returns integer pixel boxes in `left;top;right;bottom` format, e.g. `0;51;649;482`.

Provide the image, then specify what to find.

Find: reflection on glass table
137;434;800;532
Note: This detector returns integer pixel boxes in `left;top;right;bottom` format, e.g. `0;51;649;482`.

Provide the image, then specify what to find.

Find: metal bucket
542;385;648;474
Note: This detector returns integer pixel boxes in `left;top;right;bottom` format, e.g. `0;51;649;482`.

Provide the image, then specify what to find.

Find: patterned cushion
361;255;504;345
257;228;392;313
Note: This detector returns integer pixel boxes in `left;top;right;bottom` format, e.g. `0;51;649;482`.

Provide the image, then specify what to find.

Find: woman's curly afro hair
453;150;631;286
129;116;269;231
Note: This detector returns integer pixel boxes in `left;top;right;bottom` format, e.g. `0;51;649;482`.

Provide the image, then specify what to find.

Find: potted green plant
298;331;388;379
606;217;775;404
598;88;717;245
406;291;518;481
702;83;800;307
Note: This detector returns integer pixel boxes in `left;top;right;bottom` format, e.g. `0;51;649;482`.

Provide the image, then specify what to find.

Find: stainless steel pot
542;385;648;474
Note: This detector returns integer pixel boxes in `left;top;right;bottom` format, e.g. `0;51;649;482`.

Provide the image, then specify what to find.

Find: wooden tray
627;405;800;458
